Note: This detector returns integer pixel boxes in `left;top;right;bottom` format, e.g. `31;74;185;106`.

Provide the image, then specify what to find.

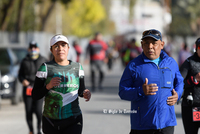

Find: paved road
0;59;186;134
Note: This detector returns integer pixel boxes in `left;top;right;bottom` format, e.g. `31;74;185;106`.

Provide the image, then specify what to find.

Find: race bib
193;107;200;121
26;86;33;96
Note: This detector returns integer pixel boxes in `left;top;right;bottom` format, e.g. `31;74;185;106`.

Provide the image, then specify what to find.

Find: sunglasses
142;30;162;41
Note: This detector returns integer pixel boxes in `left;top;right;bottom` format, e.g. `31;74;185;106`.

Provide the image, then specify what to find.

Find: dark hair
95;32;101;36
73;40;78;46
29;41;38;48
195;37;200;50
131;38;136;43
183;43;188;50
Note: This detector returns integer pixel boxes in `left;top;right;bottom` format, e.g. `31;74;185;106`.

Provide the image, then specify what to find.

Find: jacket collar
142;50;168;63
193;52;200;62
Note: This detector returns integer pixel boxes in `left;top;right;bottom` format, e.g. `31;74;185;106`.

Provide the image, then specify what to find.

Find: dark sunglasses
142;30;162;40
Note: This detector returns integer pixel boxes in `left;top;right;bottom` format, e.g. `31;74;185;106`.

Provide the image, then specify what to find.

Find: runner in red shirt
86;32;108;91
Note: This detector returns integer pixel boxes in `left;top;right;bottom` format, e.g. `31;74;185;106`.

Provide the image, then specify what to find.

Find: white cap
50;34;69;48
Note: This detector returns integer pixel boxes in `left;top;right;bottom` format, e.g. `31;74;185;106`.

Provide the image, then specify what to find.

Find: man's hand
142;78;158;95
46;77;61;90
83;89;91;102
167;89;178;106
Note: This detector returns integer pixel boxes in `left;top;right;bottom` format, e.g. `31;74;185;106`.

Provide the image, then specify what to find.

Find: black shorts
42;114;83;134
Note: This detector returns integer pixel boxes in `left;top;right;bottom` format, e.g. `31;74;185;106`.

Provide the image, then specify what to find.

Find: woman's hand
46;77;61;90
83;89;91;102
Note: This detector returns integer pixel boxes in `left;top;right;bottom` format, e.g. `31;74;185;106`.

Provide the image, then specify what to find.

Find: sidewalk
80;60;130;134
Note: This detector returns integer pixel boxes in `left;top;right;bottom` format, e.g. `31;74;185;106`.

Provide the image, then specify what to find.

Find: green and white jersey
36;60;84;119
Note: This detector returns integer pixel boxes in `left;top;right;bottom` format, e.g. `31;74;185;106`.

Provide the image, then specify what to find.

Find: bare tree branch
40;1;56;31
0;0;15;31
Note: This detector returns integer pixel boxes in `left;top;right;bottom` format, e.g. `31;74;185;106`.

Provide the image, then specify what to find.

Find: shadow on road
176;112;182;118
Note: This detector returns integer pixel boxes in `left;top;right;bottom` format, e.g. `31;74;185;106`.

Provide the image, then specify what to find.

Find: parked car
0;46;27;106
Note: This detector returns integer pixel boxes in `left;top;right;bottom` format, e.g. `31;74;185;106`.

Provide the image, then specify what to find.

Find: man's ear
141;41;144;48
161;41;165;49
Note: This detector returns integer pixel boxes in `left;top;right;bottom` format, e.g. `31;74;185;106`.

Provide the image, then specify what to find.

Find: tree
128;0;137;23
169;0;200;39
0;0;108;38
38;0;71;31
186;0;200;35
0;0;15;31
94;0;115;35
62;0;106;37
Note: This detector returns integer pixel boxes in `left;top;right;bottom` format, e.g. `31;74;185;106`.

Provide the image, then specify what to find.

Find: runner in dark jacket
18;41;48;134
180;37;200;134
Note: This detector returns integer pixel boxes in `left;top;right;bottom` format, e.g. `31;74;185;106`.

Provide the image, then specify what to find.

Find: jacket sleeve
32;76;49;100
78;76;85;97
32;63;49;100
119;64;144;101
174;62;184;101
180;59;199;87
78;63;86;97
18;60;26;83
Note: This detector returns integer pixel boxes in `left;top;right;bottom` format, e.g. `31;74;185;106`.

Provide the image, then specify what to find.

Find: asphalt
0;59;186;134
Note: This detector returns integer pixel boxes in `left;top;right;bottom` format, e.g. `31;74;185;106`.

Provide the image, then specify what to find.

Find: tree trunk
0;0;15;31
14;0;24;42
16;0;24;33
40;1;56;31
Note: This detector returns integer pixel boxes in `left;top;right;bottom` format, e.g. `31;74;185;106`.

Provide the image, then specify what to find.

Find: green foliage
62;0;106;37
169;0;200;37
20;0;35;31
0;0;109;37
0;0;36;31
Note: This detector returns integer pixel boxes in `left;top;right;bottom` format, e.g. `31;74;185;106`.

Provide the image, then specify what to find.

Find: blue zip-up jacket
119;50;183;130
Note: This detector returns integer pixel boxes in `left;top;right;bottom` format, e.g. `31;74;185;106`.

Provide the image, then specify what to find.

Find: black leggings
130;126;174;134
23;94;43;133
182;105;200;134
42;114;83;134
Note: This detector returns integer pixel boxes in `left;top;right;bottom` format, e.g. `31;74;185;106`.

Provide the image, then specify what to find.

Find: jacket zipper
157;65;171;129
